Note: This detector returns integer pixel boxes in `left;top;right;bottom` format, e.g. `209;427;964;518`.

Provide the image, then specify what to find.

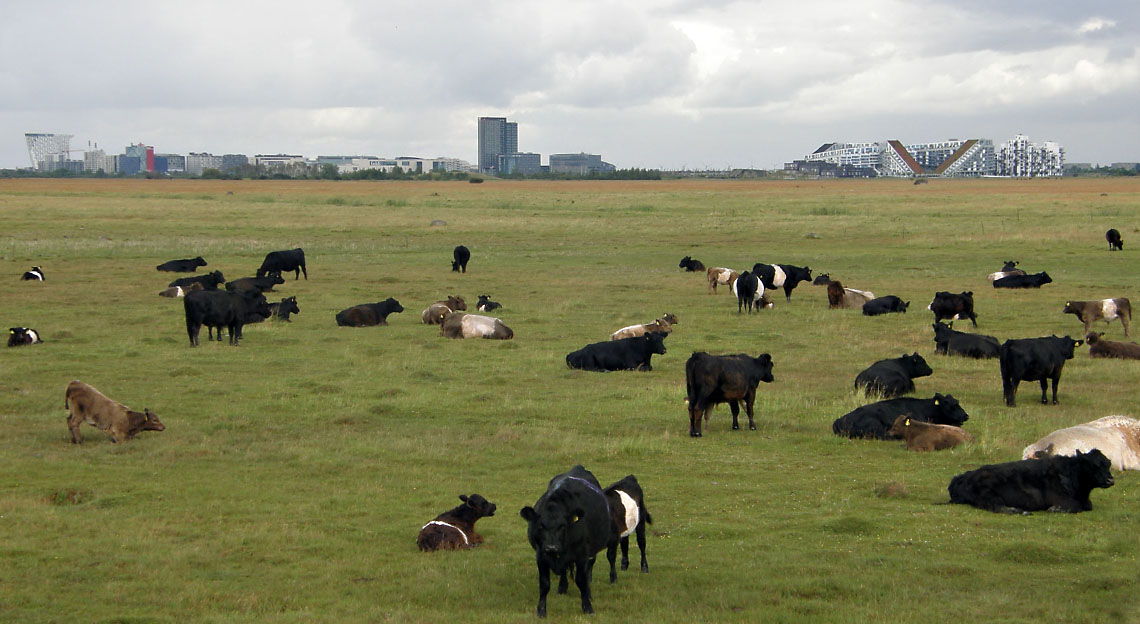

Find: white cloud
1078;17;1117;34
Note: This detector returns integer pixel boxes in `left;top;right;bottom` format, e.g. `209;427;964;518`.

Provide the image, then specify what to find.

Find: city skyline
1;2;1138;170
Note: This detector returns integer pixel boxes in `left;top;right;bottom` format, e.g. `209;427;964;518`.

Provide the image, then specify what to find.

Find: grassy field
1;177;1138;623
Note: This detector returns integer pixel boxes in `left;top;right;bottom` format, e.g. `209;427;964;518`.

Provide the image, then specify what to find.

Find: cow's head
282;296;300;315
753;353;775;383
1075;449;1114;490
645;332;667;355
679;256;691;268
887;414;912;437
450;295;467;311
520;499;580;570
661;313;679;326
194;256;207;267
141;409;165;432
903;353;933;378
384;298;404;314
1062;301;1077;315
460;493;497;518
267;274;285;286
1085;332;1104;344
209;270;226;284
813;273;830;285
931;393;968;426
1038;272;1052;285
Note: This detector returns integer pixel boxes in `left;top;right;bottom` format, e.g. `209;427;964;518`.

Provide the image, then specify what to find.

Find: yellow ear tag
933;399;939;405
905;418;910;426
572;515;579;523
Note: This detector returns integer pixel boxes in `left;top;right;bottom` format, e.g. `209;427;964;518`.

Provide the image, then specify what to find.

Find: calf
862;295;909;316
21;265;45;281
679;256;705;272
452;245;470;272
566;333;666;372
1086;331;1140;359
827;280;875;309
927;291;977;327
948;449;1113;514
257;247;307;280
416;494;498;551
520;465;613;617
993;271;1051;289
477;294;502;312
8;326;44;347
854;353;932;398
812;273;831;285
888;415;973;451
65;380;164;444
335;298;404;327
226;274;285;293
1063;298;1131;337
1023;415;1140;471
156;256;207;272
999;335;1082;406
439;312;513;339
169;270;225;291
685;351;775;437
931;323;1000;359
1106;228;1123;251
832;393;969;440
706;267;739;293
158;282;204;298
183;289;271;346
268;296;300;321
603;475;652;581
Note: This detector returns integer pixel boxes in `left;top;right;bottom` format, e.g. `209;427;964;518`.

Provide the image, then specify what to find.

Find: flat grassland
1;177;1138;623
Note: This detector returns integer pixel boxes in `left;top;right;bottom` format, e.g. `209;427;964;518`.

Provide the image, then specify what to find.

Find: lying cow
156;256;207;272
888;415;973;451
476;294;502;312
999;335;1082;406
993;271;1051;289
1086;331;1140;359
603;475;652;581
8;326;44;347
21;265;45;281
685;352;775;437
159;282;204;298
928;291;977;327
567;333;666;372
832;393;969;440
948;449;1114;514
440;312;513;339
169;270;225;291
862;295;909;316
226;274;285;293
854;353;932;398
1023;415;1140;471
65;380;164;444
931;323;1000;359
986;260;1026;282
335;298;404;327
812;273;831;285
611;317;672;340
421;295;467;325
706;267;739;294
257;248;307;280
1106;228;1123;251
827;280;874;309
267;296;300;322
520;465;613;617
416;493;498;551
1063;298;1131;337
679;256;705;272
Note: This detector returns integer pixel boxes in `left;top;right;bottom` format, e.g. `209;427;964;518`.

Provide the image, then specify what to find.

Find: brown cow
440;312;513;339
827;280;875;309
421;295;467;325
1086;332;1140;359
65;380;164;444
416;494;497;551
887;414;973;451
610;313;678;340
1063;298;1131;336
706;267;739;294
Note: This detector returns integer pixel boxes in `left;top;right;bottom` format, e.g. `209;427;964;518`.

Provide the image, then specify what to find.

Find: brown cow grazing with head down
888;415;973;451
440;312;513;339
827;280;875;309
1063;298;1131;337
416;494;498;551
706;267;739;293
65;380;164;444
1085;332;1140;359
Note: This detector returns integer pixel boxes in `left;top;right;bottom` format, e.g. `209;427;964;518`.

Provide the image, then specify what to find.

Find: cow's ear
520;506;537;521
459;494;469;503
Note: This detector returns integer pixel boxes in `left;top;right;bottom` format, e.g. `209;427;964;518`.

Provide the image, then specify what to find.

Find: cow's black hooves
641;565;649;573
689;431;701;438
749;426;757;431
732;425;739;430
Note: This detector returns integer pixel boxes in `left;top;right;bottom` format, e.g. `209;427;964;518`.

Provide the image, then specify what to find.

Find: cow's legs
536;560;551;618
636;521;649;572
607;541;618;583
575;558;594;615
619;535;630;571
688;403;703;437
1003;377;1018;407
1039;379;1050;404
1049;376;1060;404
729;401;741;430
557;571;568;594
744;393;757;431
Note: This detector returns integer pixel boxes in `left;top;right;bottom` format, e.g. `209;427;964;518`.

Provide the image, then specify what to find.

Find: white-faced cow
257;248;307;280
156;256;207;272
999;335;1083;406
854;353;932;398
928;291;977;327
948;449;1113;514
684;352;775;437
1063;298;1131;337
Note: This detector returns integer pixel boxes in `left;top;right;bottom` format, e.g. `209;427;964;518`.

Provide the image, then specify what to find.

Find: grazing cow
1086;331;1140;359
752;263;813;301
477;294;502;312
416;494;498;551
931;323;1000;359
812;273;831;285
1063;298;1131;337
832;393;969;440
948;449;1113;514
267;296;300;321
335;298;404;327
158;282;204;298
8;326;44;347
732;271;766;314
183;289;272;346
888;415;973;451
65;380;164;444
679;256;705;272
827;280;875;309
226;274;285;293
169;270;225;291
256;248;307;280
1023;416;1140;471
927;291;977;327
566;333;666;372
452;245;470;273
854;353;932;398
520;465;614;617
156;256;207;272
684;352;775;437
1106;228;1123;251
706;267;739;293
862;296;909;316
439;312;514;339
603;475;652;581
999;335;1082;406
993;271;1051;289
21;266;45;281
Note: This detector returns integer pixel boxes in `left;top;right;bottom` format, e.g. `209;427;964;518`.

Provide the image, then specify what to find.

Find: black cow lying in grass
932;323;1000;359
999;335;1082;406
156;256;207;272
685;352;775;437
678;256;705;272
862;295;909;316
269;296;300;321
993;271;1051;289
854;353;932;398
8;326;44;347
170;270;225;291
417;494;497;551
335;298;404;327
832;393;968;440
566;333;666;372
948;449;1114;514
226;275;285;293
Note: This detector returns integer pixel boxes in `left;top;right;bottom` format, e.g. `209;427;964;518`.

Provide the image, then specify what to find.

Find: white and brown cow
439;312;513;339
610;313;679;340
1023;415;1140;471
65;380;164;444
706;267;740;294
1063;298;1131;336
421;295;467;325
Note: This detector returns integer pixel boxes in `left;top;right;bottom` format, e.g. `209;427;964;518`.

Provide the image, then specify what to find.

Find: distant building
498;152;542;175
254;154;304;168
1110;162;1140;172
221;154;249;174
24;133;73;169
549;153;615;175
478;117;518;174
124;144;155;173
157;153;185;174
801;135;1055;177
187;152;224;175
997;135;1064;177
83;149;115;174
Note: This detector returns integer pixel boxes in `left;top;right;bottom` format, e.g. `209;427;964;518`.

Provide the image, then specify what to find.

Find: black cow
566;333;666;372
862;296;909;316
931;323;1000;358
520;465;614;617
1000;260;1019;272
733;271;761;314
603;475;652;582
257;248;307;280
169;270;225;290
812;273;831;285
832;393;969;439
335;298;404;327
948;449;1114;514
269;296;300;321
993;271;1051;289
8;326;44;347
21;266;45;281
678;256;705;272
476;294;502;312
854;353;932;398
452;245;470;273
751;263;813;301
685;352;775;437
928;291;977;327
226;275;285;293
183;289;271;346
1106;228;1123;251
999;335;1082;406
156;256;207;272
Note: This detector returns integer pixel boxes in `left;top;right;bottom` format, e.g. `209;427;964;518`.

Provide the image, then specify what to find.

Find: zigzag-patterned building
796;135;1062;178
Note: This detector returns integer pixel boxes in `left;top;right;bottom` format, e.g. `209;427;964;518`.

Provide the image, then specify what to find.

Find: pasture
1;177;1138;623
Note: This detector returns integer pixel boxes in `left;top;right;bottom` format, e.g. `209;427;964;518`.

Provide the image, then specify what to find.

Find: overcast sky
2;1;1138;170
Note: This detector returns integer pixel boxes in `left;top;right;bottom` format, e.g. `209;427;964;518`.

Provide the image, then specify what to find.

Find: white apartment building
186;152;224;176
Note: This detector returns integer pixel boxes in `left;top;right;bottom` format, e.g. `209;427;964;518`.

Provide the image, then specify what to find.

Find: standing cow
183;289;272;346
999;335;1082;406
753;263;813;301
257;248;307;280
685;352;775;437
1062;298;1131;337
452;245;470;273
1106;228;1123;251
928;291;977;327
603;475;652;582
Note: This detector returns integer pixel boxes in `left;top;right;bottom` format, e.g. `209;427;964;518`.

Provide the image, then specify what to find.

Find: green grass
1;177;1139;623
